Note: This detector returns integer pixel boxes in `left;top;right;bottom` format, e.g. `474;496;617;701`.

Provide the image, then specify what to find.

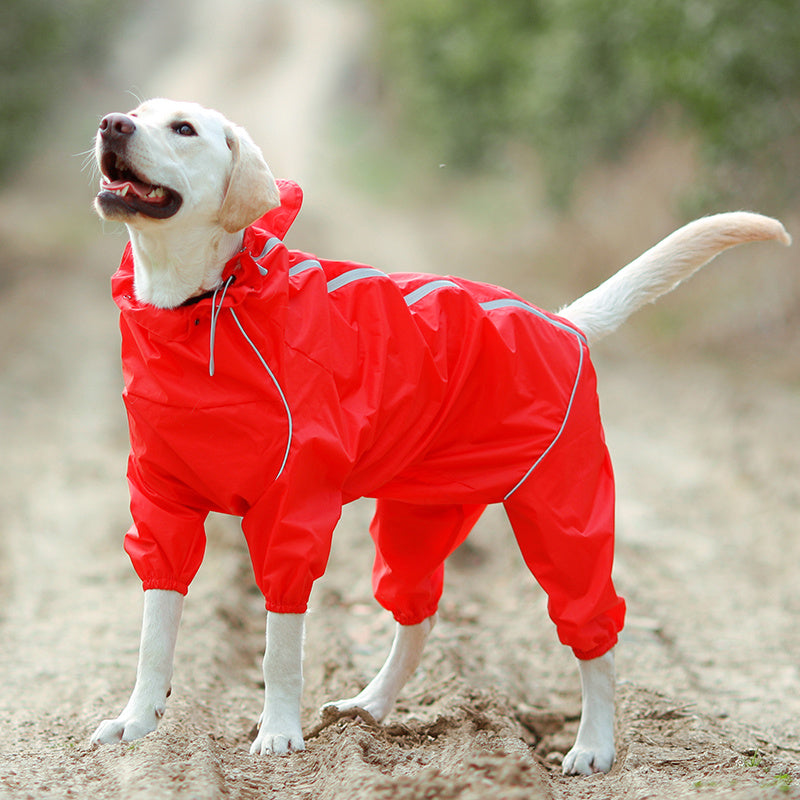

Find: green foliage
0;0;125;181
767;773;794;793
371;0;800;208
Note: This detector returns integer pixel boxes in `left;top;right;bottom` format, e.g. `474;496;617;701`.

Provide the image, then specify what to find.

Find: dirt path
2;1;799;797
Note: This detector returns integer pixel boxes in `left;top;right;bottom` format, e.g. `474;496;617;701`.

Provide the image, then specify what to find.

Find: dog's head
94;99;280;233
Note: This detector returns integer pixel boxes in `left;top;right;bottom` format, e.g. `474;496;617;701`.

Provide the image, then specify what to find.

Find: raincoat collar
111;180;304;341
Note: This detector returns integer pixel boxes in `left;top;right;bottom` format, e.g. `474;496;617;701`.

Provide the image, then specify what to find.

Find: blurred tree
372;0;800;208
0;0;125;181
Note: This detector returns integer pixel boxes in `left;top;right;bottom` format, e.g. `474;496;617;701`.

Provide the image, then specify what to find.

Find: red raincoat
114;180;625;660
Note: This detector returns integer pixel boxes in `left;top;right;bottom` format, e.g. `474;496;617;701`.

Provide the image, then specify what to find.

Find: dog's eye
172;121;197;137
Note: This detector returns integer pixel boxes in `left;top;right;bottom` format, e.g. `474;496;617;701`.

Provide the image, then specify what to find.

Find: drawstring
208;275;235;377
204;276;293;482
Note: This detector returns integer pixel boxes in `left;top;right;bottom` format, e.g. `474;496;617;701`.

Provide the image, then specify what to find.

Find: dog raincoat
114;180;625;660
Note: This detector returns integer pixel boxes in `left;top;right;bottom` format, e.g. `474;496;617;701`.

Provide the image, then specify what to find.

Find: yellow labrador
89;99;790;774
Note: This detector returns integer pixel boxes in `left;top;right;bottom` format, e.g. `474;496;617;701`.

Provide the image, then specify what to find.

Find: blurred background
0;0;798;376
0;0;797;361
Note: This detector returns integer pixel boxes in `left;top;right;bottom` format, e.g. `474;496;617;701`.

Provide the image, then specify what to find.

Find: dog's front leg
91;589;183;745
251;611;306;755
562;648;616;775
324;614;436;722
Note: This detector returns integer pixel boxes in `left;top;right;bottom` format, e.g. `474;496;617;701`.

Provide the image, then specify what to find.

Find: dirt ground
2;1;800;798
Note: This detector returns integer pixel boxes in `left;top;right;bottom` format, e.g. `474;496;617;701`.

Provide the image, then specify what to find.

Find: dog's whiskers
77;146;100;181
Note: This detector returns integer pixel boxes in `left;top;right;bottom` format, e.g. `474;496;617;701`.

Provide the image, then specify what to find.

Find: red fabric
113;179;625;658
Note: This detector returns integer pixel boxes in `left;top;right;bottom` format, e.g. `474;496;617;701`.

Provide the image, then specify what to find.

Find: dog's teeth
147;187;166;199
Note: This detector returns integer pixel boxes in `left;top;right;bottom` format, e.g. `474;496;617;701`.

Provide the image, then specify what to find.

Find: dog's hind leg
323;614;437;721
323;500;483;721
562;649;616;775
501;354;625;774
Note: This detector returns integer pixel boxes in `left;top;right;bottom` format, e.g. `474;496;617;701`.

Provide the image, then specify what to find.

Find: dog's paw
250;726;305;756
322;690;391;723
90;705;164;746
562;742;615;775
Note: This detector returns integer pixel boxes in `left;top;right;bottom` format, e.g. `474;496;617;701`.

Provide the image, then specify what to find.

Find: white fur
91;589;183;744
251;612;306;755
325;615;437;723
91;98;790;773
562;651;616;774
560;212;791;343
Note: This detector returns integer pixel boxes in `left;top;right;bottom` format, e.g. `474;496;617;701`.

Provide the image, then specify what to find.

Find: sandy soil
2;1;800;798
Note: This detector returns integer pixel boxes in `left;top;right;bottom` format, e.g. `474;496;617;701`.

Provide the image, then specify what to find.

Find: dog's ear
219;125;281;233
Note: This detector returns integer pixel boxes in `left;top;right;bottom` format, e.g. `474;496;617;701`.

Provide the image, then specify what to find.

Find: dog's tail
558;212;791;344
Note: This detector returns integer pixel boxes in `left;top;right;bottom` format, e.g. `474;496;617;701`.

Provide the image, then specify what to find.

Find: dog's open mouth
97;152;183;220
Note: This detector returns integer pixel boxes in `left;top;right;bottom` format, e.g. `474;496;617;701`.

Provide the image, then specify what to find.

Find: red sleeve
240;443;345;614
124;453;208;595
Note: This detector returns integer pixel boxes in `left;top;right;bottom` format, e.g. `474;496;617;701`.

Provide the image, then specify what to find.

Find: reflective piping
503;334;585;501
229;308;293;481
254;237;282;276
481;295;590;498
403;280;460;306
480;298;588;345
327;267;387;293
289;259;323;277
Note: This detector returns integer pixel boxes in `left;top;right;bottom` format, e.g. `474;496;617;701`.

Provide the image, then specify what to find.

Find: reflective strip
256;236;282;259
229;309;293;482
288;262;385;286
289;259;323;277
480;298;587;345
327;267;387;293
503;336;585;500
255;237;282;276
403;280;460;306
256;236;283;261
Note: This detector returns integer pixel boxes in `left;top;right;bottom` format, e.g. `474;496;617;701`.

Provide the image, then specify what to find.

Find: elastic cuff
264;600;308;615
391;603;439;627
142;578;189;595
572;633;618;661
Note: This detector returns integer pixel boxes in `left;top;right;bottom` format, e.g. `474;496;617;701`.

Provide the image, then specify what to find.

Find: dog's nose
99;113;137;139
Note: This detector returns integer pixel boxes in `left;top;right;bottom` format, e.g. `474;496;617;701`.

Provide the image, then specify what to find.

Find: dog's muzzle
95;114;183;221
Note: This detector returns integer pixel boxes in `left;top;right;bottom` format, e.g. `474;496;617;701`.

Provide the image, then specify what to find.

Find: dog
89;98;790;775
